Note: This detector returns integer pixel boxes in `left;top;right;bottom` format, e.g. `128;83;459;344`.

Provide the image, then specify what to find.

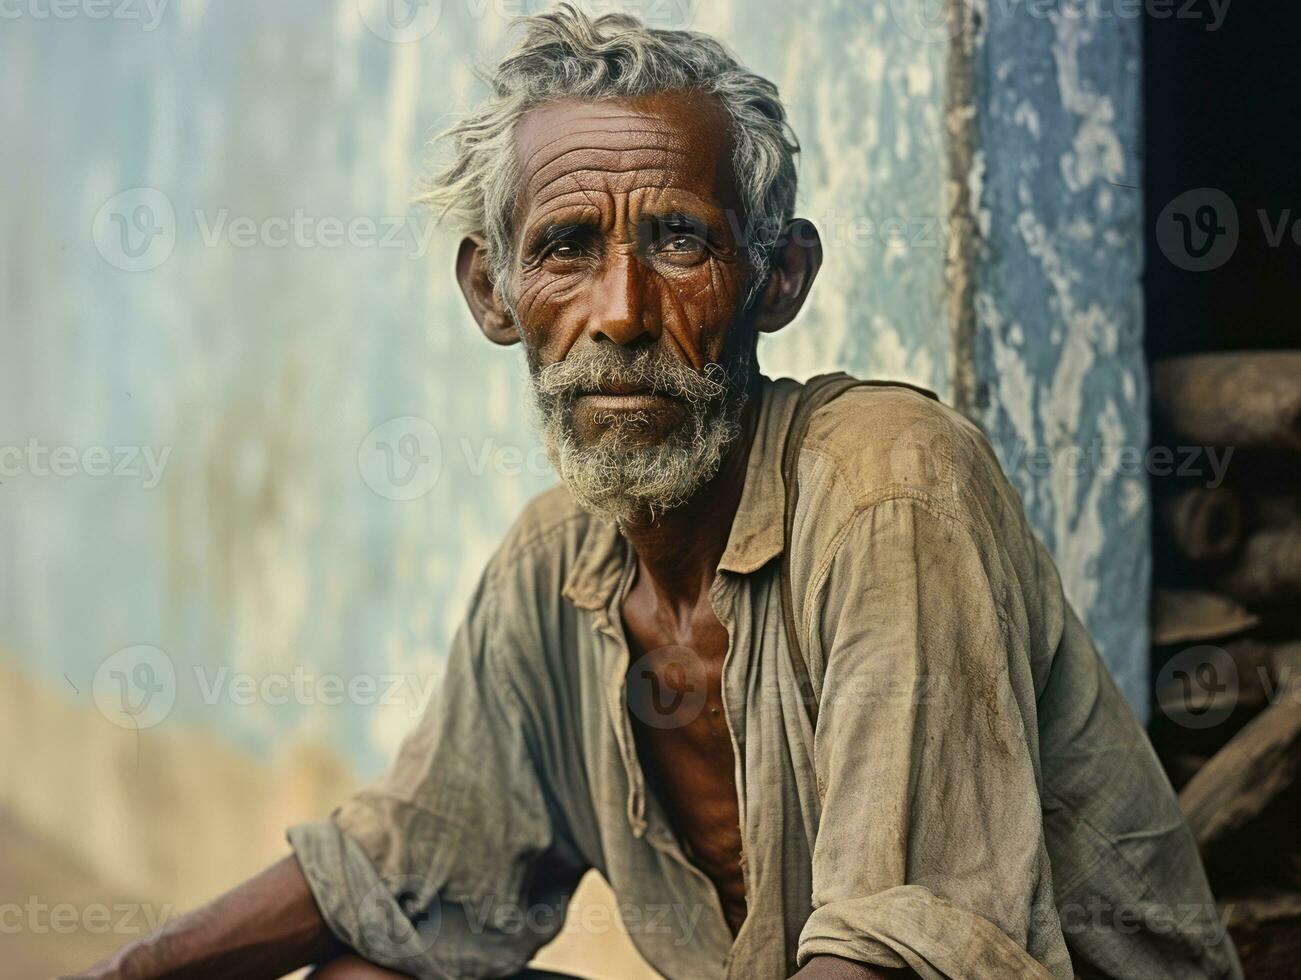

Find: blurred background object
1143;7;1301;974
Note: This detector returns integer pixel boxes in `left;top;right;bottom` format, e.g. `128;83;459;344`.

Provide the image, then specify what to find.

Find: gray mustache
532;347;730;404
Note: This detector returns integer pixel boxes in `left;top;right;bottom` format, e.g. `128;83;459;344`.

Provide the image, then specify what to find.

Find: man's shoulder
479;482;601;595
508;481;589;541
490;481;587;560
798;379;1001;518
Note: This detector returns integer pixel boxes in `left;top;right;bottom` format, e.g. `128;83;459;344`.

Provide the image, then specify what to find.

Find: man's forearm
79;854;345;979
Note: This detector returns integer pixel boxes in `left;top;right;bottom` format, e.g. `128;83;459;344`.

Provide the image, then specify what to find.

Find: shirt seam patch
799;466;1018;687
797;441;975;532
1039;783;1164;912
483;511;589;592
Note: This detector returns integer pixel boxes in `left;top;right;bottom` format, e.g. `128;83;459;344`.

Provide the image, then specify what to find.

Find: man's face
504;91;759;522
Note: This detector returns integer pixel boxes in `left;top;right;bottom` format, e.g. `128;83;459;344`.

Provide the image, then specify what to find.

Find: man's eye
653;232;706;261
548;241;583;260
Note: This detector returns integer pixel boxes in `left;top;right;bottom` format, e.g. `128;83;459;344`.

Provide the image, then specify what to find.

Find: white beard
528;344;750;525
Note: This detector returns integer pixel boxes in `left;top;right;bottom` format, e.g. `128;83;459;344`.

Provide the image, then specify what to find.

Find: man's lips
575;387;680;412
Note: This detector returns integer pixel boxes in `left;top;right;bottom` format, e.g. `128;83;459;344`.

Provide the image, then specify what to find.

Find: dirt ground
0;808;140;979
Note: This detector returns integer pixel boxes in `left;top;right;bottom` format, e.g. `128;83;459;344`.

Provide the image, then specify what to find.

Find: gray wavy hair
419;3;800;298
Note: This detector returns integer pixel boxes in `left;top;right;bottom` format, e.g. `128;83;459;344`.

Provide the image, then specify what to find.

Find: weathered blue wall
958;1;1148;711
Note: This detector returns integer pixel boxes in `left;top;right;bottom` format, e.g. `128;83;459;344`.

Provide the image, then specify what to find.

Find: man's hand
791;954;918;979
76;855;345;979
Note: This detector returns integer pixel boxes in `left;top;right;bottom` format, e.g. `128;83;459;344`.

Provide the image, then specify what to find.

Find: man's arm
794;493;1070;976
79;855;346;979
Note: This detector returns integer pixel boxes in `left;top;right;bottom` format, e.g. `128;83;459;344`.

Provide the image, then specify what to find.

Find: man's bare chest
621;585;749;935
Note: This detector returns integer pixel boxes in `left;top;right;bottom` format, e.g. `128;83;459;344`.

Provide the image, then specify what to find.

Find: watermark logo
1155;645;1239;729
358;875;441;960
92;644;177;730
357;0;442;42
358;417;443;500
92;187;176;272
886;412;977;489
889;0;959;44
1155;187;1239;272
625;645;709;729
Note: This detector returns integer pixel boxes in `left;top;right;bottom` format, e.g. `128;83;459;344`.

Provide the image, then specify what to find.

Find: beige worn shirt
290;376;1241;980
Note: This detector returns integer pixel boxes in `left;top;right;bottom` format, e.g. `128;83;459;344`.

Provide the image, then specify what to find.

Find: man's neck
619;380;763;612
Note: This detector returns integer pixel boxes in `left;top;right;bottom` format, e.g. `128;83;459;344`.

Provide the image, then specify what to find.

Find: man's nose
586;253;656;346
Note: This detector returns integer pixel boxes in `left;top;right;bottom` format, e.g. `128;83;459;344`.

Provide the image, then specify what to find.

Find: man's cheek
515;280;582;358
658;269;738;357
514;273;568;323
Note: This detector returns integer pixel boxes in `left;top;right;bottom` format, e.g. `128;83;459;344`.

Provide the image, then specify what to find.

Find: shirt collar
716;374;804;574
561;375;803;610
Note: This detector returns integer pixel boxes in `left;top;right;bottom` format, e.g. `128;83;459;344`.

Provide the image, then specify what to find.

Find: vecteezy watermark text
0;0;169;30
191;209;436;258
92;645;446;730
999;440;1234;489
891;0;1232;44
462;895;704;945
194;665;439;719
356;875;706;960
0;439;170;488
93;188;439;273
0;897;173;935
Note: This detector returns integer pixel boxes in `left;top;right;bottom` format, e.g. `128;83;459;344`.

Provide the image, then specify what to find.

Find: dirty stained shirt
289;376;1241;980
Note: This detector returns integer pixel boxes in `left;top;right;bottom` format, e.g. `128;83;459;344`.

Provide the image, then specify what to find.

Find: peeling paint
958;0;1148;712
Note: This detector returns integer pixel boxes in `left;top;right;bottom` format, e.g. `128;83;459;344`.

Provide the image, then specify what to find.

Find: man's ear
751;218;823;334
455;234;519;346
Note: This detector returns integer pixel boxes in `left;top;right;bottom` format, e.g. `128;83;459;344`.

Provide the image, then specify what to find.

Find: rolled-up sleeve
796;494;1072;979
288;579;587;978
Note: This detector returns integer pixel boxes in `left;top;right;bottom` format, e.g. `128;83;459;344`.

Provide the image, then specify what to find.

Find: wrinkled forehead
512;91;742;228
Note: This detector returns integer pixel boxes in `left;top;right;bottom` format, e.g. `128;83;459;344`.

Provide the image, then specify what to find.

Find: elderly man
87;7;1239;980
